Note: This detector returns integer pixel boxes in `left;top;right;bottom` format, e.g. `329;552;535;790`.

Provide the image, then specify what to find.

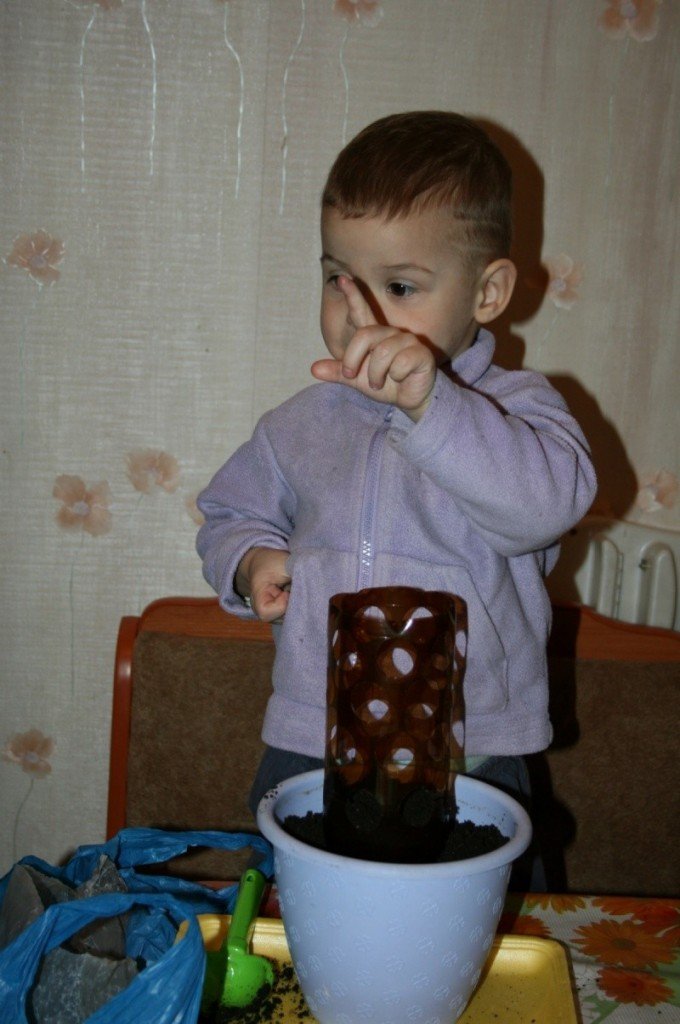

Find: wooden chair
107;597;274;881
540;605;679;896
107;596;679;894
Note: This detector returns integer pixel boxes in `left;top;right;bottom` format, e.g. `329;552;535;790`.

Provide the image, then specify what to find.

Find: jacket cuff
387;371;462;464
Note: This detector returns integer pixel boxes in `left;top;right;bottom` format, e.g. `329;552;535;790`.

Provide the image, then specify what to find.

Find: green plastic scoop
202;868;275;1011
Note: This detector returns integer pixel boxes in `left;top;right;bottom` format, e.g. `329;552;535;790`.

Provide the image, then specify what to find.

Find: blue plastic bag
0;827;273;1023
0;892;205;1023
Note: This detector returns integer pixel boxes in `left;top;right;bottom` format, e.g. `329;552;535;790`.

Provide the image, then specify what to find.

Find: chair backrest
107;597;274;881
108;596;679;893
542;604;679;896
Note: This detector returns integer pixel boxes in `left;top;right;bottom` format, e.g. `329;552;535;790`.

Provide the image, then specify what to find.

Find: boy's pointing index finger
338;275;378;329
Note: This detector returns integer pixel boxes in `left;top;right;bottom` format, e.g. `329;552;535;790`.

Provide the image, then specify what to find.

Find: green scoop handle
202;867;273;1011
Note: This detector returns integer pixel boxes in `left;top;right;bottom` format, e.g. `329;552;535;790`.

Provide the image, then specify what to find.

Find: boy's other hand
311;275;436;422
236;547;291;623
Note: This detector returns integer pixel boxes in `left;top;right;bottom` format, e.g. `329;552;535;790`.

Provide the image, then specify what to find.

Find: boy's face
320;205;485;367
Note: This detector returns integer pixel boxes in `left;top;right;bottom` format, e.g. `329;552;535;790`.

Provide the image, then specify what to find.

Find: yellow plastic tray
190;916;578;1023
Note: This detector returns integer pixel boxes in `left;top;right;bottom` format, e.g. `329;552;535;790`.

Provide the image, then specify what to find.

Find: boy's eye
325;273;343;290
387;281;415;298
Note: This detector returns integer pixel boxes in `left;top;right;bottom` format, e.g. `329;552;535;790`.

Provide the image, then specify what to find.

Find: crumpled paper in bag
0;855;140;1023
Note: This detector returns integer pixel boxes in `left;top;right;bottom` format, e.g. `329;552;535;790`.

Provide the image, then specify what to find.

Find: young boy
197;112;596;881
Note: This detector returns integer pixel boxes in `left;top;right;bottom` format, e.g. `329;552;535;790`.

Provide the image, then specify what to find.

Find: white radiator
547;516;680;632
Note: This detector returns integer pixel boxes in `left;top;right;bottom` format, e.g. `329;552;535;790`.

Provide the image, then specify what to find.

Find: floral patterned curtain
1;0;677;875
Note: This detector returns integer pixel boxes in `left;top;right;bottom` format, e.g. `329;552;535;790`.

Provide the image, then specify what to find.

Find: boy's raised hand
311;276;436;422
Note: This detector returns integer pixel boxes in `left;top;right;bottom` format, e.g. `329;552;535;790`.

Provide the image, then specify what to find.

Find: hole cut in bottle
323;586;466;863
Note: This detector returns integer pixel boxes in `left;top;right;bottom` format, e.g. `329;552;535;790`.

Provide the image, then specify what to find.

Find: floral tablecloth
498;893;680;1022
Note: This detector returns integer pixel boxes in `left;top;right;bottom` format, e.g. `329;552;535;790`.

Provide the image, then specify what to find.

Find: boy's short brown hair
322;111;512;267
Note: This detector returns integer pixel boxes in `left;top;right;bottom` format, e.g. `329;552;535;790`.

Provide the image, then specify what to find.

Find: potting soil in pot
281;805;508;862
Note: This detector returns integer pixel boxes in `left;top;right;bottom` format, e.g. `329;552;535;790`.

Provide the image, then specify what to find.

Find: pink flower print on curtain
545;254;583;311
636;470;679;513
332;0;385;150
6;232;65;447
125;450;180;612
53;476;113;535
3;729;55;861
2;729;54;779
125;449;180;495
599;0;661;41
53;476;112;694
6;231;65;287
334;0;384;26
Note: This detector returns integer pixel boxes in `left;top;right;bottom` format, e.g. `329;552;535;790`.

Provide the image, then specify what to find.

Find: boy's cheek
320;307;345;353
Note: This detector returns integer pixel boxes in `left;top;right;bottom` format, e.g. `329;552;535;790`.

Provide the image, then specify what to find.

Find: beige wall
1;0;677;874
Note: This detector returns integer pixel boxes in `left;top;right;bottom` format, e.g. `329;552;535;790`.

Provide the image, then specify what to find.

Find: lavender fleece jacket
197;329;596;759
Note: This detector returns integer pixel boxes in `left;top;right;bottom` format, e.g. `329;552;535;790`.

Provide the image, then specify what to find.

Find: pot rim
256;768;532;878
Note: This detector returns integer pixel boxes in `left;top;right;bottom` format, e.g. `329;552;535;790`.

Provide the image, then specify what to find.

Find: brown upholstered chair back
540;606;679;896
542;660;678;895
108;597;679;894
107;598;274;880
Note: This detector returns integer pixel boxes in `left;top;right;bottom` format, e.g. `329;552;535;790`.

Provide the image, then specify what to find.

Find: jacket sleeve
388;367;597;557
196;419;296;614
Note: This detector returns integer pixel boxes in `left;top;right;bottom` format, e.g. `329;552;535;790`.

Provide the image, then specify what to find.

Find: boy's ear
474;259;517;324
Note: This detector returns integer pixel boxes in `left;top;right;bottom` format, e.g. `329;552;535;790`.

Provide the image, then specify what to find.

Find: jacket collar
449;328;495;385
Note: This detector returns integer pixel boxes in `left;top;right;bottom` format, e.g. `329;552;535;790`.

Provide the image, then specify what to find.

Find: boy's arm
390;367;597;556
196;425;295;618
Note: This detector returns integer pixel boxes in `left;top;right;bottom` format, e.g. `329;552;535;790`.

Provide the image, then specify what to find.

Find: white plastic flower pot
257;768;532;1024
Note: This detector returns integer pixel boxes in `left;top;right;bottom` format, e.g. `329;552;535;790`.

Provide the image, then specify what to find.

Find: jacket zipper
356;409;392;591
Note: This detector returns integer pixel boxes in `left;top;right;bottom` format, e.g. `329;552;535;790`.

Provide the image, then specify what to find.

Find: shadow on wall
542;375;639;603
475;119;640;586
548;375;638;523
476;117;548;373
467;122;648;892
